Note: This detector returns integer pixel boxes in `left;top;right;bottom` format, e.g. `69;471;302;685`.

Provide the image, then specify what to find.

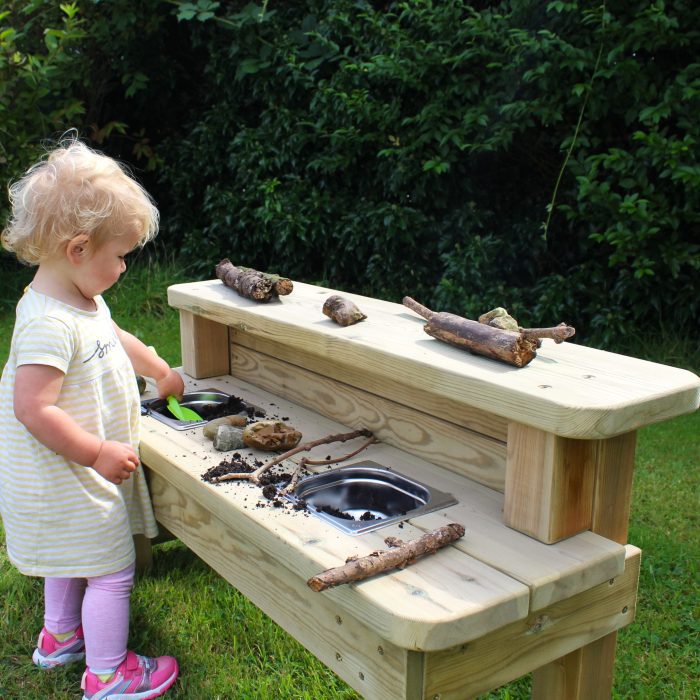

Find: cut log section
215;259;293;302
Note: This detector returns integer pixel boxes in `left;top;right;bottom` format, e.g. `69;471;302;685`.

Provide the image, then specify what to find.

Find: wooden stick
403;297;538;367
279;436;378;495
210;429;374;484
521;323;575;344
307;523;466;591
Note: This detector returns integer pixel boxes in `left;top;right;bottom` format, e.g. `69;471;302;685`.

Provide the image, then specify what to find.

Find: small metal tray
287;461;457;535
141;389;244;430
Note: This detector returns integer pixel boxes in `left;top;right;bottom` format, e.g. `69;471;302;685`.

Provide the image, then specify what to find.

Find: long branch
279;436;378;495
307;523;466;591
210;429;374;484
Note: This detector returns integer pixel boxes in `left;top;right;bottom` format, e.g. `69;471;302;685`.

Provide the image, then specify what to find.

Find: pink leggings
44;562;135;671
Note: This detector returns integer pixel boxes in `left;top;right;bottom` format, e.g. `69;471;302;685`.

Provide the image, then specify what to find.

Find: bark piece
307;523;466;591
403;297;538;367
323;295;367;326
215;259;293;302
242;420;302;451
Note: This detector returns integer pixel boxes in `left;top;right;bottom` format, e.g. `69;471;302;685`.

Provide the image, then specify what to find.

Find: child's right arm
13;364;138;485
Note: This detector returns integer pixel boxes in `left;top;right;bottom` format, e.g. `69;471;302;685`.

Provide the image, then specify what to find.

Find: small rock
203;415;248;440
213;425;245;451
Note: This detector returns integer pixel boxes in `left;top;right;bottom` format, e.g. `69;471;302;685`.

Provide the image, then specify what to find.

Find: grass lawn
0;260;697;699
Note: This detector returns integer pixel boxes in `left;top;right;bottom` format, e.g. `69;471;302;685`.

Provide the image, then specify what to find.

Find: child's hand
156;368;185;400
92;441;139;485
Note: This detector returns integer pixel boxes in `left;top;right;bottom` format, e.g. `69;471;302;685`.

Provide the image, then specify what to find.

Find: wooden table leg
532;632;618;699
531;431;637;699
133;534;153;571
179;310;230;378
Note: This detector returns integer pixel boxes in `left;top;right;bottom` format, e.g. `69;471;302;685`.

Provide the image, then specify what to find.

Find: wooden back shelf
136;278;699;699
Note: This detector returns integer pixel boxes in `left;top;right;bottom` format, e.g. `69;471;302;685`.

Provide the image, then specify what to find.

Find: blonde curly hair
2;136;159;265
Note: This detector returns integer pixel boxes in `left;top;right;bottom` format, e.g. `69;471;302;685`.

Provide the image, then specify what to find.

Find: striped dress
0;287;158;578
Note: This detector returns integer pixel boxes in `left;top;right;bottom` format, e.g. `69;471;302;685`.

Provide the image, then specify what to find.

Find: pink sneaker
32;625;86;668
81;650;178;700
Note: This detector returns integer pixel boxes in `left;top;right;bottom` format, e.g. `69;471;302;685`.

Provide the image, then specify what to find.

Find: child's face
74;229;141;298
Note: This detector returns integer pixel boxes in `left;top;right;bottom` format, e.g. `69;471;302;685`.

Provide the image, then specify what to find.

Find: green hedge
2;1;699;347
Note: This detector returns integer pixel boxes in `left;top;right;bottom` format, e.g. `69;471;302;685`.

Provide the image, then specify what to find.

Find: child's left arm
113;322;185;399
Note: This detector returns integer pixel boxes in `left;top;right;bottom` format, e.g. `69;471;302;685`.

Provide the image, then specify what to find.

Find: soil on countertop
196;394;394;525
200;454;386;524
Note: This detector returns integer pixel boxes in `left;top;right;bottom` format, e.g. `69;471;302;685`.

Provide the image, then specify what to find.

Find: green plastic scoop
166;395;203;422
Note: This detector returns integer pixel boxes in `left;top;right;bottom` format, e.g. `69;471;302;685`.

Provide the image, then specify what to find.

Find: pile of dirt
198;395;266;421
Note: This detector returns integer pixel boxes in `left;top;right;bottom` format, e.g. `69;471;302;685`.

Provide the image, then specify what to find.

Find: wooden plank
139;421;529;651
140;374;625;635
503;423;597;543
386;448;624;612
179;310;230;378
230;343;507;491
147;470;416;700
422;546;640;700
168;280;700;439
231;328;509;442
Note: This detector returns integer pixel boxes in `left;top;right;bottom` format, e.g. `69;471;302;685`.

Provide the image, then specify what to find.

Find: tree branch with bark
307;523;466;591
208;429;376;486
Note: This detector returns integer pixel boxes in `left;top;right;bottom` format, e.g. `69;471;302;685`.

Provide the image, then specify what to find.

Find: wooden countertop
168;280;700;439
139;374;626;652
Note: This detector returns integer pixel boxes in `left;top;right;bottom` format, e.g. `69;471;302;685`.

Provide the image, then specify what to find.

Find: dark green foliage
2;1;699;346
159;0;699;345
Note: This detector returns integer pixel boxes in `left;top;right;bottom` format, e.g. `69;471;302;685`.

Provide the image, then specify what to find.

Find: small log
240;266;293;296
215;260;292;302
307;523;466;591
323;295;367;326
403;297;538;367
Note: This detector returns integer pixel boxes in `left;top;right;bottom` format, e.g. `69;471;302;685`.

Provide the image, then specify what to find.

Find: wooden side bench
139;279;699;699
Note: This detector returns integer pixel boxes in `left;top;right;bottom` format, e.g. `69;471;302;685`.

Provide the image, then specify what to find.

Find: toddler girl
0;137;182;699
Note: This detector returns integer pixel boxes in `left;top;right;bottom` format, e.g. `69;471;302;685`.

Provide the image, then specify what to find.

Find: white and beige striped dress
0;287;158;578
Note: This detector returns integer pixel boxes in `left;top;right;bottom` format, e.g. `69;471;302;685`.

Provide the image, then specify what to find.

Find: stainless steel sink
141;390;248;430
288;461;457;535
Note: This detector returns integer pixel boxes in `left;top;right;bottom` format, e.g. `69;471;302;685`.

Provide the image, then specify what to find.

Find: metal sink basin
289;461;457;535
141;390;248;430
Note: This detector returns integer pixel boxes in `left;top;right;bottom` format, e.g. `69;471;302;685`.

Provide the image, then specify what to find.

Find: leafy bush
2;1;698;346
0;0;203;244
0;1;87;214
158;0;699;345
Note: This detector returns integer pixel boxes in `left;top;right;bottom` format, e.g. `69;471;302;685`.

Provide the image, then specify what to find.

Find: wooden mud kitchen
138;278;700;699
